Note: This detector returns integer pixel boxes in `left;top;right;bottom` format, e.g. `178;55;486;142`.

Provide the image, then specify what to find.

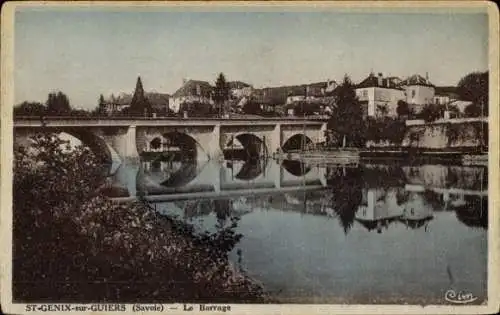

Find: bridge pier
111;125;140;162
206;124;224;161
269;123;282;155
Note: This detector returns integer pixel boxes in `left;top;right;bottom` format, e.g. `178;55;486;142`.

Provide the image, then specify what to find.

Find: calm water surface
106;157;488;303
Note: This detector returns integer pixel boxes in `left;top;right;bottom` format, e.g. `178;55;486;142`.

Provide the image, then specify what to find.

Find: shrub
13;133;264;302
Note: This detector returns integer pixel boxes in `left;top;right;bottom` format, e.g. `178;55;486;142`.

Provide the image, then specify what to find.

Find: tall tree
213;73;229;117
327;75;364;147
98;94;106;114
457;71;488;116
129;76;151;116
46;91;71;116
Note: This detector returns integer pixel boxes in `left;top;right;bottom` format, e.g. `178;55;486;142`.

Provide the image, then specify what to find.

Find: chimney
377;73;383;86
425;72;429;84
196;84;201;96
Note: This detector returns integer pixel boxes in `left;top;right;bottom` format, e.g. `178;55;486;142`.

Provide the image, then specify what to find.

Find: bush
364;117;406;145
13;133;264;302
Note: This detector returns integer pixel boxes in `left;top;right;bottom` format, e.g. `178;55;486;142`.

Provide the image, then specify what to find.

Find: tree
464;103;482;117
396;100;410;118
242;100;262;115
213;73;229;117
129;76;152;116
13;101;47;117
327;75;364;147
97;94;107;116
457;71;488;116
178;101;214;117
293;101;322;116
46;91;71;116
418;104;445;122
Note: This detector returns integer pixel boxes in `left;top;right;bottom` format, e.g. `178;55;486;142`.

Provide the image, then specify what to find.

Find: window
363;90;368;97
411;90;416;98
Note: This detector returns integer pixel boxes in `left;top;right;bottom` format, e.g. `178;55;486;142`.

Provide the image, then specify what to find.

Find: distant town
14;70;488;122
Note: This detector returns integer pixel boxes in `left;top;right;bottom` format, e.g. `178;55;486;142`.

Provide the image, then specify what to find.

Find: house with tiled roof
400;73;436;114
355;72;406;118
170;79;214;113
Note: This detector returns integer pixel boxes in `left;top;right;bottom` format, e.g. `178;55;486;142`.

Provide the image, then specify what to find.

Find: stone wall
365;121;486;150
401;122;485;149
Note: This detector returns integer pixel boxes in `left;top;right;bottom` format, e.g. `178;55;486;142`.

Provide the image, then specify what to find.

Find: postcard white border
1;1;499;314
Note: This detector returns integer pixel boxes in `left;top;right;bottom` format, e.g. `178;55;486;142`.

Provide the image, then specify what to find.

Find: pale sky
14;6;489;109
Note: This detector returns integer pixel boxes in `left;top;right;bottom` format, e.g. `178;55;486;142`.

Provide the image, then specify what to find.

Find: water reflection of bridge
110;159;327;202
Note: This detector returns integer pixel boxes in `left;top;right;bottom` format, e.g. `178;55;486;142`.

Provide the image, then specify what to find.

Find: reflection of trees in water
453;196;488;229
326;167;363;234
359;164;407;189
179;199;235;224
422;189;446;210
398;217;433;230
356;218;399;234
396;189;411;206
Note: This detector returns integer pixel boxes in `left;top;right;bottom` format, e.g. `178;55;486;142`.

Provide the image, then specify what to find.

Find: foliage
46;91;71;115
13;101;47;117
128;76;152;116
97;94;107;115
213;73;229;116
178;101;215;117
327;75;365;147
241;100;263;115
364;117;407;145
293;101;322;116
417;104;445;122
457;71;488;115
13;133;264;302
396;100;411;118
326;167;363;234
464;103;482;118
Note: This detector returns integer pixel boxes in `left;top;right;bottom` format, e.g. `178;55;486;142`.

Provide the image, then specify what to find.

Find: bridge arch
282;134;314;152
60;129;115;165
147;131;208;161
227;133;267;159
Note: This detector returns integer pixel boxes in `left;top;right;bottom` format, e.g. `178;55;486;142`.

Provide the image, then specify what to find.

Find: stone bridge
14;117;328;162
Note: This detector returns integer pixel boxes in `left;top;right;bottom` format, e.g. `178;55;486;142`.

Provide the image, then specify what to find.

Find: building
400;73;435;114
355;188;405;233
101;92;170;116
170;79;214;113
147;92;171;115
102;93;131;115
355;72;405;118
228;81;253;99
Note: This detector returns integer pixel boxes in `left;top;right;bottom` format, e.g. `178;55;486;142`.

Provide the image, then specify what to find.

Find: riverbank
275;147;487;166
13;134;266;303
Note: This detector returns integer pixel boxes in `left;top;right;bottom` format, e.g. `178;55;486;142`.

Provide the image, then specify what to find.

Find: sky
14;6;489;109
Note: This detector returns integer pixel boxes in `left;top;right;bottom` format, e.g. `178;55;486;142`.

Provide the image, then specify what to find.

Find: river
104;157;488;304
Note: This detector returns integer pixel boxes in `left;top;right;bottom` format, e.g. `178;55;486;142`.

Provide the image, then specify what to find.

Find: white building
400;73;436;114
355;72;405;118
169;79;214;113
